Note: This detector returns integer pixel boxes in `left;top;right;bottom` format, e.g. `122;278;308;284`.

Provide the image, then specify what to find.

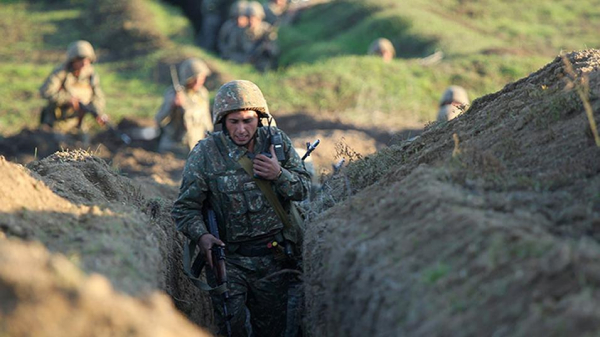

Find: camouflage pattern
241;20;278;71
217;20;248;63
213;80;270;124
263;0;288;25
437;85;469;122
245;1;265;19
66;40;97;63
39;41;105;127
368;38;396;58
179;58;212;83
155;85;212;153
172;126;310;336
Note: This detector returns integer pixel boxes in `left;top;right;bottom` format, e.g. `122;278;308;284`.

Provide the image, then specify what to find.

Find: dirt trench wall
0;238;211;337
304;50;600;336
0;151;214;331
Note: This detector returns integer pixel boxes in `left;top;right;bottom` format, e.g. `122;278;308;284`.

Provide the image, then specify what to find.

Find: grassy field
0;0;598;136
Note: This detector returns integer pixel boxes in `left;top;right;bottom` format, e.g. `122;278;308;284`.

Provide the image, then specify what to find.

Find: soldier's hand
253;145;282;180
96;114;109;126
69;97;81;112
173;92;184;107
199;233;225;268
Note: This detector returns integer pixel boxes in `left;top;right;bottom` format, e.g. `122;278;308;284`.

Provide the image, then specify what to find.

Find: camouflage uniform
172;80;310;337
437;85;469;122
199;0;236;52
39;40;105;129
155;58;213;153
242;2;279;71
368;38;396;61
263;0;288;26
217;1;249;63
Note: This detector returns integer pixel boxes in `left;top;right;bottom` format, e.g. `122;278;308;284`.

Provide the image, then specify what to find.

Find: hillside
1;0;599;336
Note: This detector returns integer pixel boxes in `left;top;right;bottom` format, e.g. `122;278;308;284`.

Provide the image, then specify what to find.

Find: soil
303;50;600;337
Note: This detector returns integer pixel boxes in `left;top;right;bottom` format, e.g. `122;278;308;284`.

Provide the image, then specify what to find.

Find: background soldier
263;0;288;26
155;58;213;153
437;85;470;122
368;37;396;63
172;80;311;337
243;1;279;71
39;40;107;131
217;1;249;63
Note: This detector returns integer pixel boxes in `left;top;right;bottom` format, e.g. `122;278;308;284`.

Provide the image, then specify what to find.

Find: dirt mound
304;49;600;336
84;0;169;58
292;129;378;174
0;151;213;329
0;238;210;337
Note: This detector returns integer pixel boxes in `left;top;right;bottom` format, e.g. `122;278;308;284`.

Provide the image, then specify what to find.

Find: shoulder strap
237;155;294;231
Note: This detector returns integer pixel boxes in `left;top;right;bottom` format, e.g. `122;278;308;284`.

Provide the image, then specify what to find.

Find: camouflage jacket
217;19;247;63
242;21;277;59
172;127;311;243
39;63;105;113
155;86;212;142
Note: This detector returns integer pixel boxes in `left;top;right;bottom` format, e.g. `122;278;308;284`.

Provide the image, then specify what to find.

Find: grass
0;0;597;136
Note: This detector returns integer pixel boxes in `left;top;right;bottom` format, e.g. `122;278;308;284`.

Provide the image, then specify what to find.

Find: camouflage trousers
208;253;289;337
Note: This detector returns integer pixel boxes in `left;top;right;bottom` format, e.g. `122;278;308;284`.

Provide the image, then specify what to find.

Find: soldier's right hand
199;234;225;268
173;92;184;108
69;97;81;111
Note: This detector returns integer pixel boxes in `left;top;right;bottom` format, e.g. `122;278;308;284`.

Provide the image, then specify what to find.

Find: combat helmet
368;38;396;58
246;1;266;19
66;40;96;63
230;1;249;17
440;85;469;106
179;58;211;84
213;80;270;124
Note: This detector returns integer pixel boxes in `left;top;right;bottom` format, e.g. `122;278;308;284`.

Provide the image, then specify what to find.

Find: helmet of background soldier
66;40;96;63
368;38;396;58
213;80;271;124
246;1;266;19
179;58;212;85
230;1;249;17
439;85;469;106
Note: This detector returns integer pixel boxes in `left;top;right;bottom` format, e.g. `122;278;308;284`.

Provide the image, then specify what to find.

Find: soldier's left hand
254;145;282;180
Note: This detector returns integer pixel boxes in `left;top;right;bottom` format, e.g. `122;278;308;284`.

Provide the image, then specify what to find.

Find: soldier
172;80;311;337
263;0;288;26
39;40;107;131
368;38;396;63
437;85;469;122
217;1;249;63
155;58;213;154
242;1;279;71
198;0;236;52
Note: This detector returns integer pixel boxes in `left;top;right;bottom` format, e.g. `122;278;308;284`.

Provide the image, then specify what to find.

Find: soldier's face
71;57;90;73
249;16;262;27
237;16;248;27
225;110;259;147
187;74;206;91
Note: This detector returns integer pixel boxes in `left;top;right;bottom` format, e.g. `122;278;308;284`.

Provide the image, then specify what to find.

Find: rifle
170;64;184;93
204;206;233;337
78;103;132;145
301;139;320;160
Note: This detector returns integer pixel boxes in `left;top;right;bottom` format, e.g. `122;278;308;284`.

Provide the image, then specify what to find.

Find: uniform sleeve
39;66;72;106
155;88;176;125
171;147;210;241
90;72;106;114
273;130;311;201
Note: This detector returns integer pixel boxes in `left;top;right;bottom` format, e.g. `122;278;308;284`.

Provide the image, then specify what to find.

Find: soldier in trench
39;40;108;132
368;37;396;63
155;58;213;154
172;80;311;336
437;85;470;122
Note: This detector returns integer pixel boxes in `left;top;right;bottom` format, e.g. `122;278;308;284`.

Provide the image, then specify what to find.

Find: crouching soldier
368;37;396;63
172;80;311;336
155;58;213;154
39;40;107;131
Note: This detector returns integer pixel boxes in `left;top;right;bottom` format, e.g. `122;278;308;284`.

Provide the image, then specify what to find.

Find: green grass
0;0;597;135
